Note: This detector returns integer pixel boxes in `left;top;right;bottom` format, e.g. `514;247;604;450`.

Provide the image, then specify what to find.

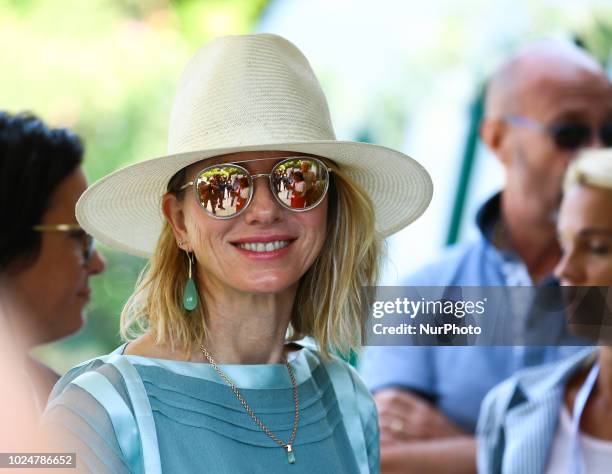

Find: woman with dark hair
0;112;106;412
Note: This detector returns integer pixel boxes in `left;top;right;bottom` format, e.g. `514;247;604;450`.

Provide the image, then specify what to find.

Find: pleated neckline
111;342;319;389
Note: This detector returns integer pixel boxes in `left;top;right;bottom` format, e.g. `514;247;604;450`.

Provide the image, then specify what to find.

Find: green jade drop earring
183;251;199;311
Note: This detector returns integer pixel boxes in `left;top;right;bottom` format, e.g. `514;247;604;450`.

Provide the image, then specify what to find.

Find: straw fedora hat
76;33;433;258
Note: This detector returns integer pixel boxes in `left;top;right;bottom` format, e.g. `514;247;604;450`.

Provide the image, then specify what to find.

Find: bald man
360;41;612;473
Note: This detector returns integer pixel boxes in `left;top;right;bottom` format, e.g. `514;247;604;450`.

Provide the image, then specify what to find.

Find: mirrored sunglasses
180;156;331;219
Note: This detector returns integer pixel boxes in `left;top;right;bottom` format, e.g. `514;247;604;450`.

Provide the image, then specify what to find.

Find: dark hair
0;112;84;273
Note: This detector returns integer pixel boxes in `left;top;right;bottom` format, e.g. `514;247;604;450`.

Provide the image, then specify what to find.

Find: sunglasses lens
599;123;612;147
272;158;329;210
194;158;329;218
195;165;251;218
552;123;590;150
83;234;94;264
68;230;94;265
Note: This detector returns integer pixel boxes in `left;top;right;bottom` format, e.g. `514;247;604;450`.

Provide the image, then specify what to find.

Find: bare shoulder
121;332;152;356
122;332;190;360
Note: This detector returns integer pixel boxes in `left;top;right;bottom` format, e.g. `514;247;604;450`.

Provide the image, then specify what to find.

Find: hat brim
76;141;433;258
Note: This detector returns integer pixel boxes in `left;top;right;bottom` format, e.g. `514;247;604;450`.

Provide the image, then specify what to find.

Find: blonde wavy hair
120;159;382;358
564;148;612;193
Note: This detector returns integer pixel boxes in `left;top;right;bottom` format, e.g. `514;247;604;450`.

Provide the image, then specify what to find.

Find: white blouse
545;405;612;474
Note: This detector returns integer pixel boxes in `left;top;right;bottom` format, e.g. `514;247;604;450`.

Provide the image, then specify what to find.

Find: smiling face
164;151;328;296
555;184;612;286
10;168;106;345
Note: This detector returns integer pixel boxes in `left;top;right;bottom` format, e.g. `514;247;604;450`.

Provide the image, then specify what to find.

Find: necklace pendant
286;444;296;464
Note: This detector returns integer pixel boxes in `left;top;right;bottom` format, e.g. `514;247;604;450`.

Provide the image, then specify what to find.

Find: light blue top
359;194;587;432
43;342;380;473
477;347;595;473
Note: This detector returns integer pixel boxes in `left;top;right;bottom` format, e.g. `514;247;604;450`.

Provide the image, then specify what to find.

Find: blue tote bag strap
323;357;370;474
68;355;162;474
105;355;162;474
69;371;144;473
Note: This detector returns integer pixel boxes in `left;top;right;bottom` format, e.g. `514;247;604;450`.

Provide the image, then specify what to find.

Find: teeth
238;240;290;252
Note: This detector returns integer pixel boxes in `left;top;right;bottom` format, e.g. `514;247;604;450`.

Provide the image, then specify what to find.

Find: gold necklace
199;345;299;464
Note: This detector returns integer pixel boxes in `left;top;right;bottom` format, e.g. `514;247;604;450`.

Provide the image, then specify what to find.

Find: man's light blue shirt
359;194;587;432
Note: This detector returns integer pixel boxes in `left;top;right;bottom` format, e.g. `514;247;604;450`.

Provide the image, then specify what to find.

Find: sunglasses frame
503;115;612;150
180;156;332;220
32;223;95;266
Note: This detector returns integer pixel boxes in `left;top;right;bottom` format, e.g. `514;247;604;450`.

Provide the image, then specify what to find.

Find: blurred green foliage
0;0;268;371
576;12;612;67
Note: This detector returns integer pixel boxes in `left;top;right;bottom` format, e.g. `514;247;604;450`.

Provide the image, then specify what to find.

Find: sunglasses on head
179;156;332;219
504;115;612;151
32;224;95;266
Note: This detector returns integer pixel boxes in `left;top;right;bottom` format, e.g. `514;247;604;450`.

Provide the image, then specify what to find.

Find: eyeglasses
180;156;332;219
504;115;612;151
32;224;95;266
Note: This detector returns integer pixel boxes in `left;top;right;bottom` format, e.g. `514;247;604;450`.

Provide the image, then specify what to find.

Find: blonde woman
478;149;612;473
43;34;432;474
